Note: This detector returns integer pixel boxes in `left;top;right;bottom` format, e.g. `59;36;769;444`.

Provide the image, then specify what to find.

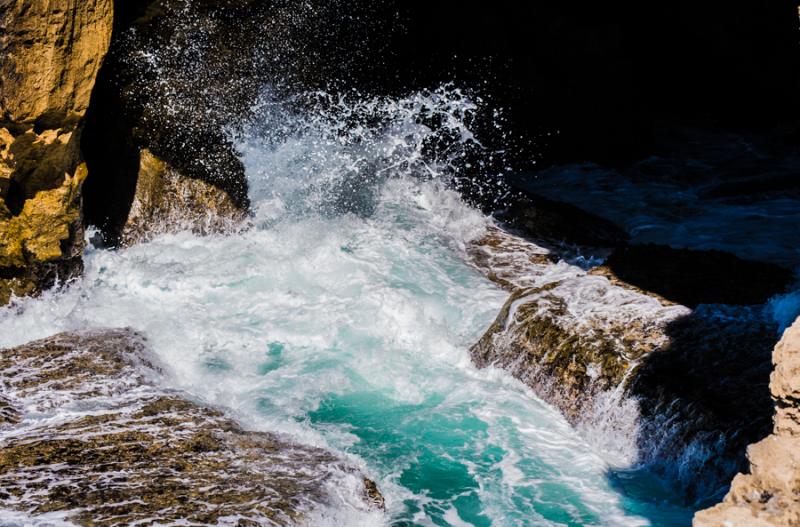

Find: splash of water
0;86;693;526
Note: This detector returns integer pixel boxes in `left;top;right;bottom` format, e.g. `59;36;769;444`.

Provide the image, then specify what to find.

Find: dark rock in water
0;330;382;525
603;244;795;307
495;193;630;249
468;225;780;502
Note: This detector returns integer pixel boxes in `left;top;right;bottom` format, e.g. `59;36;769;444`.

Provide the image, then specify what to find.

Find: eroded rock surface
0;0;114;303
0;330;382;525
468;223;780;499
82;0;269;245
120;149;246;245
694;317;800;527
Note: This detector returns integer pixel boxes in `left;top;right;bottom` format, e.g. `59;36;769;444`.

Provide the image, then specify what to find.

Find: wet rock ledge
467;223;793;501
0;330;382;525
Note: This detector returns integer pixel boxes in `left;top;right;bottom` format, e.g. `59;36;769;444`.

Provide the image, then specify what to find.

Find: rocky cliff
81;0;261;245
0;0;113;303
694;317;800;526
0;0;259;304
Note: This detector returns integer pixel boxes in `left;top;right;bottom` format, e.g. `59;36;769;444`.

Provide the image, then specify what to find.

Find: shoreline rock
467;223;782;501
120;148;247;245
694;317;800;526
0;330;383;525
81;0;257;247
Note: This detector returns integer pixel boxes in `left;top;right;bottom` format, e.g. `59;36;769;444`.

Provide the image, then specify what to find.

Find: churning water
0;87;693;526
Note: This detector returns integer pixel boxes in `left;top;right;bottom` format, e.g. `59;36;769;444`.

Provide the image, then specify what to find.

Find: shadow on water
604;305;778;526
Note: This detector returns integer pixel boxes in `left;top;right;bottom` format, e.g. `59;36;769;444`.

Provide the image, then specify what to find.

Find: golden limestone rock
0;0;114;303
695;318;800;527
120;149;246;245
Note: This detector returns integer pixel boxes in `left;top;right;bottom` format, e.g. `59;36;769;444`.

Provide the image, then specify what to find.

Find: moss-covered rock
0;330;383;524
471;278;682;421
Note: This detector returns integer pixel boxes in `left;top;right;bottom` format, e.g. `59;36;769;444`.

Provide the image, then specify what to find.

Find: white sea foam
0;86;688;525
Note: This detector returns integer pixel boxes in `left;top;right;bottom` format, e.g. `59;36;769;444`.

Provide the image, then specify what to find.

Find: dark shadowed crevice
81;54;141;246
5;179;25;216
604;245;796;307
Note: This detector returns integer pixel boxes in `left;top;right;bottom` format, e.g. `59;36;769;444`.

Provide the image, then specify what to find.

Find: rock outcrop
120;149;246;245
0;0;114;303
0;0;264;302
468;224;783;500
694;317;800;526
81;0;267;245
0;329;383;525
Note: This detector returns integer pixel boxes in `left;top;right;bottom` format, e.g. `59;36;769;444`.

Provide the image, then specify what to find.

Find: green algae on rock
470;278;683;422
0;330;383;525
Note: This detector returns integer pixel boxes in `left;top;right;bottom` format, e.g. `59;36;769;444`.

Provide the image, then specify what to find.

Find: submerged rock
468;224;780;500
0;0;114;303
0;330;382;525
694;317;800;527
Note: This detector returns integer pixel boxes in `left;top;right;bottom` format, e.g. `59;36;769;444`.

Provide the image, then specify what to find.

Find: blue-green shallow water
0;88;696;526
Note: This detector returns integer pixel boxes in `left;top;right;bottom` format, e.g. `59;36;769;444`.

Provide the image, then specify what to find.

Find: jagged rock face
81;0;410;246
82;0;272;245
120;149;246;245
0;329;383;525
0;0;114;303
695;317;800;527
468;224;780;500
471;279;685;420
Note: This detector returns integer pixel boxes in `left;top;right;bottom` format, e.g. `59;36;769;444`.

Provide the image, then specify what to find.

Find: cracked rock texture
468;224;781;501
0;329;383;525
694;317;800;527
0;0;114;303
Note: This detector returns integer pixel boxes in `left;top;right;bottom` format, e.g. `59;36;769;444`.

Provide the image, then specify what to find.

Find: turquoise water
0;88;694;526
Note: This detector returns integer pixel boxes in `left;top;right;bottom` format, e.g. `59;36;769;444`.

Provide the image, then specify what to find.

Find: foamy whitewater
0;88;693;526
